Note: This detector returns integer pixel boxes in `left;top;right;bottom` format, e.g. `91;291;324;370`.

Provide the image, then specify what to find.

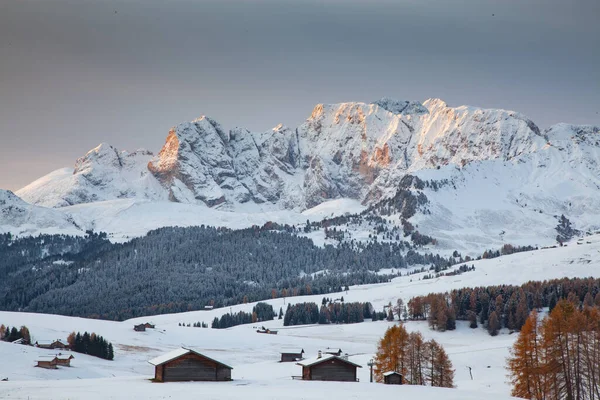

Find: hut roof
297;354;362;368
56;354;75;360
281;349;304;355
36;340;66;345
383;371;403;377
148;347;233;369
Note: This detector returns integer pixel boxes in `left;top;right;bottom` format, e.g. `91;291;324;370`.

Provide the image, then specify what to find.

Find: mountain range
2;98;599;255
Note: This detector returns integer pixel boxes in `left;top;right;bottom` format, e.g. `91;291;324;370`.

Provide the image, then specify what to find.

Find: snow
1;236;600;398
297;354;362;368
148;348;191;366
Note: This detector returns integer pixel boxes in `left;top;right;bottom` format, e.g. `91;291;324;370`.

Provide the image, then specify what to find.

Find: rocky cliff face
15;98;599;211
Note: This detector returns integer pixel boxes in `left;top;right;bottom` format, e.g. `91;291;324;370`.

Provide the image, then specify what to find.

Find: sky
1;0;598;191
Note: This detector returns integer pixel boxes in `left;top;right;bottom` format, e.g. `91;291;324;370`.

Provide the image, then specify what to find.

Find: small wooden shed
297;354;361;382
35;340;68;350
134;324;146;332
36;356;58;369
55;354;75;367
149;348;233;382
281;349;304;362
325;348;343;356
143;323;156;329
383;371;403;385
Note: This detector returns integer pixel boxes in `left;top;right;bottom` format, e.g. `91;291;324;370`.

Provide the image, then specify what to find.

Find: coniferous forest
404;277;600;336
0;226;451;320
67;331;114;361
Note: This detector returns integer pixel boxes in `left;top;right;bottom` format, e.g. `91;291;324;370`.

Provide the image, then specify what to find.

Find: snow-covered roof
36;339;67;345
297;354;362;368
56;354;74;360
383;371;402;377
148;347;233;369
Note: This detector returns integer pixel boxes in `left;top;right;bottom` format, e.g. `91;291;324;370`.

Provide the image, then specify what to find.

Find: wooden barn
325;348;343;356
383;371;403;385
35;340;68;350
280;349;304;362
36;356;58;369
143;323;155;329
55;354;75;367
134;324;146;332
296;353;361;382
149;348;233;382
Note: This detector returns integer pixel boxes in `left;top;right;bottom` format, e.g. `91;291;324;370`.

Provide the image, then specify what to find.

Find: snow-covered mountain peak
372;97;429;115
545;123;600;144
0;189;23;205
13;98;600;214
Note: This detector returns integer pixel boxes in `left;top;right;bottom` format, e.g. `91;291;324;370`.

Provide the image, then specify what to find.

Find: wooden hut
143;323;155;329
383;371;403;385
296;353;361;382
134;324;146;332
325;348;343;356
35;340;68;350
55;354;75;367
36;356;58;369
281;349;304;362
149;348;233;382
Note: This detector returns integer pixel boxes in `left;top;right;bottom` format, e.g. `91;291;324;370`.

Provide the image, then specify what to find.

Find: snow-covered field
2;235;600;399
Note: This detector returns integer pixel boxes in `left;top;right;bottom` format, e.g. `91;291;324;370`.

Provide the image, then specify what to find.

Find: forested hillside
0;226;452;320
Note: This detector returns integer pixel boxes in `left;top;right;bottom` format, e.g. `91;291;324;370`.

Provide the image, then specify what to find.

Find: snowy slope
2;235;600;398
17;144;166;208
0;190;81;236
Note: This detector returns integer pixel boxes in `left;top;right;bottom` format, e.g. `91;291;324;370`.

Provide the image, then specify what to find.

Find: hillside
2;237;600;398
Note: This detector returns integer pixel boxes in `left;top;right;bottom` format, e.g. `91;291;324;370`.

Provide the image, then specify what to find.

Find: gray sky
1;0;598;191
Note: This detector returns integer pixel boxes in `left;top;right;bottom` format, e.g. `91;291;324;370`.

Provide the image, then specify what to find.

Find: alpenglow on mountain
17;97;598;212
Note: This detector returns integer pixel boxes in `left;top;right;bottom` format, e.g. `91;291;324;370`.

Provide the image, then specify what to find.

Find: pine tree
107;343;114;360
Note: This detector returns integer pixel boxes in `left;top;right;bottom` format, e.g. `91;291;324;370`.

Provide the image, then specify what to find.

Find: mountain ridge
17;97;591;211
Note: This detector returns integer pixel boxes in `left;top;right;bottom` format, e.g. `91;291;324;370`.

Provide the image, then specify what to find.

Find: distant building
204;305;214;310
143;323;155;329
324;348;343;356
12;338;28;345
296;352;361;382
383;371;403;385
281;349;304;362
134;324;146;332
35;340;68;350
55;354;75;367
148;347;233;382
36;356;58;369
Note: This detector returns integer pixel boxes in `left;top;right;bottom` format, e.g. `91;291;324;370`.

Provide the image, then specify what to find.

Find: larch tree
507;310;547;400
488;311;500;336
374;324;409;382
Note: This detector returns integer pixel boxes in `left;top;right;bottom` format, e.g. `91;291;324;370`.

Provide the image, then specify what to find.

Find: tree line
374;324;454;387
67;331;114;361
211;302;275;329
0;324;31;344
404;277;600;336
283;301;374;326
508;299;600;400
